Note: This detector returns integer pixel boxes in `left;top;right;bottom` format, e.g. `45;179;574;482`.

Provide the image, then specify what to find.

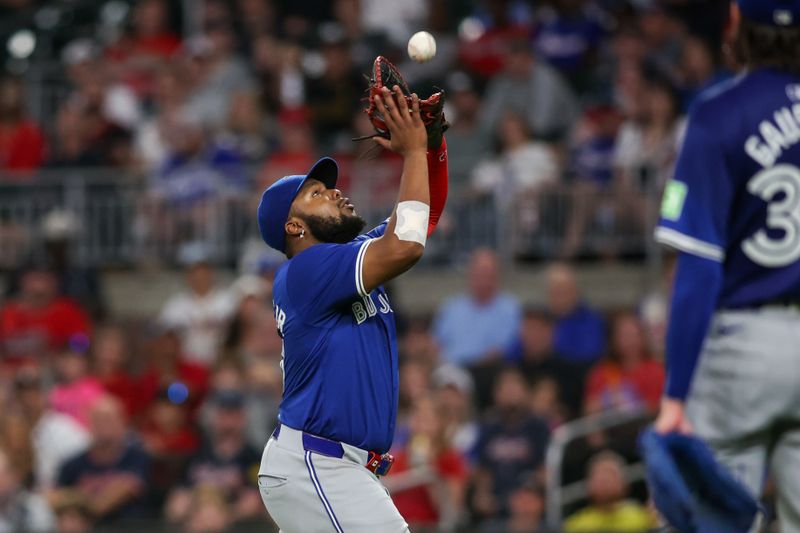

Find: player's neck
286;237;320;259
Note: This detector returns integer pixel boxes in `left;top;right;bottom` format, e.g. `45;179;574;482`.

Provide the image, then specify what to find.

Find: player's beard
301;212;366;244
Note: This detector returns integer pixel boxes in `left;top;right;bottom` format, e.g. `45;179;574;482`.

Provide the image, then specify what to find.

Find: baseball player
255;84;448;533
654;0;800;528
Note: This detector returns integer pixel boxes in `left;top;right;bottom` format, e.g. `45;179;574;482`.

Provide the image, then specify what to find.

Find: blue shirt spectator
546;263;606;363
434;249;521;366
152;113;247;206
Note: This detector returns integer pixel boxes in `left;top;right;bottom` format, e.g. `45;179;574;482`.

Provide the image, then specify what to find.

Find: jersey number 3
743;164;800;267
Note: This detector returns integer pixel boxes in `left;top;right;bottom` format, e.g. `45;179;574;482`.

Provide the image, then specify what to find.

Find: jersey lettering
742;163;800;267
274;304;286;337
744;103;800;168
378;293;393;314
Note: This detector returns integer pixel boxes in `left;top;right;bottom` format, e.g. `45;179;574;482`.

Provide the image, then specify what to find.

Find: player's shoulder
687;73;748;125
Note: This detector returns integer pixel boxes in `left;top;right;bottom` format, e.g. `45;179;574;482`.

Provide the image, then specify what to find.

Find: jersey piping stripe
655;227;725;262
355;239;373;297
305;451;344;533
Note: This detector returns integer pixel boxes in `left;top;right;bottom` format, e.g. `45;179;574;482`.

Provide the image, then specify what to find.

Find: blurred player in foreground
654;0;800;527
255;61;448;531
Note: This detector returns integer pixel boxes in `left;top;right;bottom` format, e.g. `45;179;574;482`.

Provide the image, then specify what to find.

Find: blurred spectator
433;248;521;408
52;496;93;533
561;106;623;259
91;325;139;417
217;91;270;162
480;40;579;142
106;0;181;97
49;396;152;525
49;338;105;429
223;274;276;362
434;249;521;367
257;110;317;191
472;368;549;521
0;76;45;173
151;111;247;207
471;113;559;197
140;389;199;503
165;389;262;525
564;451;655;532
5;209;107;321
584;312;664;414
0;264;91;366
398;359;433;421
182;22;255;129
158;247;237;366
639;5;684;83
182;485;233;533
677;35;730;110
532;0;607;92
52;39;141;164
612;76;684;227
471;113;559;245
201;361;280;450
508;309;583;418
305;29;364;147
529;376;566;429
137;326;210;417
11;367;90;490
432;365;479;458
545;263;606;365
459;0;533;78
360;0;427;47
135;67;188;172
0;448;55;532
387;396;468;532
480;477;550;533
442;72;492;191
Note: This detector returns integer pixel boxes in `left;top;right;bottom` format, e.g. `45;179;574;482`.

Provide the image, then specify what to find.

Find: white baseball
407;31;436;63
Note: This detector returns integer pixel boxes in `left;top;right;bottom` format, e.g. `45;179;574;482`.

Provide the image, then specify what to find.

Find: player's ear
285;217;305;239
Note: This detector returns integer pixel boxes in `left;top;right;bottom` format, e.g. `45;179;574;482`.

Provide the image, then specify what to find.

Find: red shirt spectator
387;398;468;530
0;77;45;173
584;312;665;413
0;120;45;172
136;328;210;419
0;269;91;366
92;326;139;417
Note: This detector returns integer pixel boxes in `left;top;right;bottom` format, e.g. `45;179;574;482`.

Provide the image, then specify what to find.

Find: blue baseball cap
257;157;339;253
738;0;800;26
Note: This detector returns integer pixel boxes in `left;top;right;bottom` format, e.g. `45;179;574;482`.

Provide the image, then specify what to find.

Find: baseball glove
356;55;448;151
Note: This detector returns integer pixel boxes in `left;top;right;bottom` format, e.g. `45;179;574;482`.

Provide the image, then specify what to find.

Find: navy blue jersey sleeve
655;111;733;262
356;219;389;241
286;239;373;318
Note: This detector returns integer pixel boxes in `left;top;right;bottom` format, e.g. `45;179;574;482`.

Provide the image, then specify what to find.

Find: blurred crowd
0;0;733;260
0;0;737;530
0;235;670;531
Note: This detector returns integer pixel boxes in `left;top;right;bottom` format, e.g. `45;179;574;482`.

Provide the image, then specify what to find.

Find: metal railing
544;407;652;529
0;167;660;269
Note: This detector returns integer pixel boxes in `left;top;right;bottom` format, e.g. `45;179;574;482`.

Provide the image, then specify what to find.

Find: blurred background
0;0;741;532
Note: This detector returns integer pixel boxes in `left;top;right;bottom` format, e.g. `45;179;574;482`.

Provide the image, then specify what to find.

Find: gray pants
258;425;409;533
688;307;800;532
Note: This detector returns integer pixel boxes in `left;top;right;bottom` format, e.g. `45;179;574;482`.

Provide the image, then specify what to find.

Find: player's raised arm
361;86;430;293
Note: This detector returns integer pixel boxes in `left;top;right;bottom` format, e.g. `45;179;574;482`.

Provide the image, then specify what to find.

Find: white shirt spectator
0;492;55;533
471;142;559;197
30;411;91;490
159;288;237;365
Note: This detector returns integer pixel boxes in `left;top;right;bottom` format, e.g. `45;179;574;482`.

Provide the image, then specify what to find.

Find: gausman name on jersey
745;104;800;168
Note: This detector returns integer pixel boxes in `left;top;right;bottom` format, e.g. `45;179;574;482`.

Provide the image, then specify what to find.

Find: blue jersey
656;68;800;308
272;222;398;453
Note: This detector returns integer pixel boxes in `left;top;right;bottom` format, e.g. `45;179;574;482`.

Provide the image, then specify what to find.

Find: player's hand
373;86;427;156
654;397;693;434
